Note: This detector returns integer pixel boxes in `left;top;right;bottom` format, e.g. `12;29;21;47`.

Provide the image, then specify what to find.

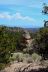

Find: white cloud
0;12;35;22
15;13;23;19
15;12;34;22
0;12;12;19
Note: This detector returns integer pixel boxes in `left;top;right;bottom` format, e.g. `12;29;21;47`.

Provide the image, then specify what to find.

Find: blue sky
0;0;48;28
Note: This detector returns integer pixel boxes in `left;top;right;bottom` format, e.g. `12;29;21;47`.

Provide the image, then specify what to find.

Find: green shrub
10;52;24;62
10;53;42;63
0;63;5;70
23;54;33;63
24;53;30;58
32;53;42;63
16;53;24;62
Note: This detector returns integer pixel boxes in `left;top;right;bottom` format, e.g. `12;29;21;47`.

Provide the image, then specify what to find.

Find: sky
0;0;48;28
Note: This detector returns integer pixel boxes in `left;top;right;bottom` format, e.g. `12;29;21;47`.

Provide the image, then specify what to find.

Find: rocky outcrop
0;62;48;72
21;30;32;48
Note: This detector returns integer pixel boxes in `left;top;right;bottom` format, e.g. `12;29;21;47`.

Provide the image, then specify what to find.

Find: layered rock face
22;30;32;48
0;62;48;72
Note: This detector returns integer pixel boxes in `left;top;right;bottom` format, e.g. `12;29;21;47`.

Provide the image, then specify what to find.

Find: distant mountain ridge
0;25;39;33
25;28;39;33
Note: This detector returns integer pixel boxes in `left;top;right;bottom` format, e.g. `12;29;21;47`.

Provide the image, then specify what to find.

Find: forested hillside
0;26;48;70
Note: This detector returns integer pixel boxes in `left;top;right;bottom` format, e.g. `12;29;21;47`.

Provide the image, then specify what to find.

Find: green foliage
0;26;23;69
0;63;5;70
32;53;42;62
15;53;23;62
10;53;33;63
33;27;48;59
10;53;24;62
0;26;48;70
